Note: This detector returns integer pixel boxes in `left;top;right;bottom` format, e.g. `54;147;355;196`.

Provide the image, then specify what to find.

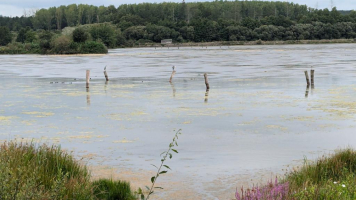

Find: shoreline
0;39;355;55
131;38;356;49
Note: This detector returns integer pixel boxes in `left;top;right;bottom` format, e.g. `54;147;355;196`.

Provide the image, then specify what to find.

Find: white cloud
0;5;26;17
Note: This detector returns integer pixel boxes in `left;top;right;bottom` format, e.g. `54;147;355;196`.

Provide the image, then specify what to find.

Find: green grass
0;141;136;200
284;149;356;199
93;179;136;200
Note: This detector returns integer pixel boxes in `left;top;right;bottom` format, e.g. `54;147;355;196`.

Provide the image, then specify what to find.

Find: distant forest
0;1;356;53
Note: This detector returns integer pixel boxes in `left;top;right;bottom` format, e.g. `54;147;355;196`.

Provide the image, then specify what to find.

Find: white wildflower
342;184;346;188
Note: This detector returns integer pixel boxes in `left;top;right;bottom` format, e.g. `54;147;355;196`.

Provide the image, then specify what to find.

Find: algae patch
22;111;54;118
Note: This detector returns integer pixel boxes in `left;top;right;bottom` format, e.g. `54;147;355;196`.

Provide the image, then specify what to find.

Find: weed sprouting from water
136;129;182;200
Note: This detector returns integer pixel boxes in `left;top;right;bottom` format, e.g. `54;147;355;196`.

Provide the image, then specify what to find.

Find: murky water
1;44;356;199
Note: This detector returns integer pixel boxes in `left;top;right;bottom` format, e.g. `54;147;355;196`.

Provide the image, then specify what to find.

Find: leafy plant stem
146;129;181;200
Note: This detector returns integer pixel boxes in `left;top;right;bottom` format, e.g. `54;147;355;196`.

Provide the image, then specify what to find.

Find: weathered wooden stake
304;70;310;86
169;70;176;83
204;73;210;90
104;70;109;81
310;69;315;85
86;70;90;88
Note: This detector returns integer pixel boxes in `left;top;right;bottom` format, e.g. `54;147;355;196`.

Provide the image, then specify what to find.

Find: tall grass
235;149;356;200
0;141;135;200
93;179;136;200
286;148;356;199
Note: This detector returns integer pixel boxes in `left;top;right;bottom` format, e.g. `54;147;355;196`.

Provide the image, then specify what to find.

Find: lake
1;44;356;199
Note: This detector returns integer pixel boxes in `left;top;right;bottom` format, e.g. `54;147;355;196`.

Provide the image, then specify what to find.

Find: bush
93;179;136;200
73;28;89;43
51;35;72;54
90;24;117;48
80;41;108;54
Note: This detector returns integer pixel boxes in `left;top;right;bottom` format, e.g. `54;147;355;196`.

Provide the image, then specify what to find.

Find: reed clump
0;140;135;200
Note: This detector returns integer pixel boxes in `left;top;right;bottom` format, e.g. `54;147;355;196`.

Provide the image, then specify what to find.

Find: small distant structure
161;39;172;45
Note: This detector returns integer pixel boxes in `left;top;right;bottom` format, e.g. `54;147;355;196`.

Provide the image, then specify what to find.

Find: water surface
1;44;356;199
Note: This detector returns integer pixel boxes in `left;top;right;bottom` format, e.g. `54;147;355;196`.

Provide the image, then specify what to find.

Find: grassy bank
236;149;356;200
0;141;136;200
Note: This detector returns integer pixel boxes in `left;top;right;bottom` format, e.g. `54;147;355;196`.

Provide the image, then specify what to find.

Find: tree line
1;1;356;54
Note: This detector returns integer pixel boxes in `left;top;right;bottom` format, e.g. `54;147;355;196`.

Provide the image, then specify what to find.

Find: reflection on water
1;44;356;199
170;83;176;97
204;89;209;103
305;85;309;98
86;88;91;106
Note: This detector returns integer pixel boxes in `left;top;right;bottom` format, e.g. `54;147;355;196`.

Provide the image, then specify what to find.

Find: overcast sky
0;0;354;17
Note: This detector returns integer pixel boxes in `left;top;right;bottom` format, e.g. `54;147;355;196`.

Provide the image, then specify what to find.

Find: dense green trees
16;27;36;43
0;1;356;52
0;26;12;46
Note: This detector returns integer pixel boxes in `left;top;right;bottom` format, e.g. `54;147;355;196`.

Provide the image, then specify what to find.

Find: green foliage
0;141;93;199
123;26;146;41
51;35;72;54
284;149;356;199
38;30;54;52
93;179;136;200
16;27;37;43
80;41;108;54
90;24;116;48
145;24;179;42
0;42;41;54
16;28;28;43
72;28;89;43
0;26;12;46
0;141;136;200
24;30;37;43
2;2;356;49
116;30;127;47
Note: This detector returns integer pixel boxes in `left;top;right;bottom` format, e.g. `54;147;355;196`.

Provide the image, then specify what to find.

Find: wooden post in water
304;71;310;86
310;69;315;86
204;73;210;90
86;70;90;88
169;66;176;83
104;70;109;81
